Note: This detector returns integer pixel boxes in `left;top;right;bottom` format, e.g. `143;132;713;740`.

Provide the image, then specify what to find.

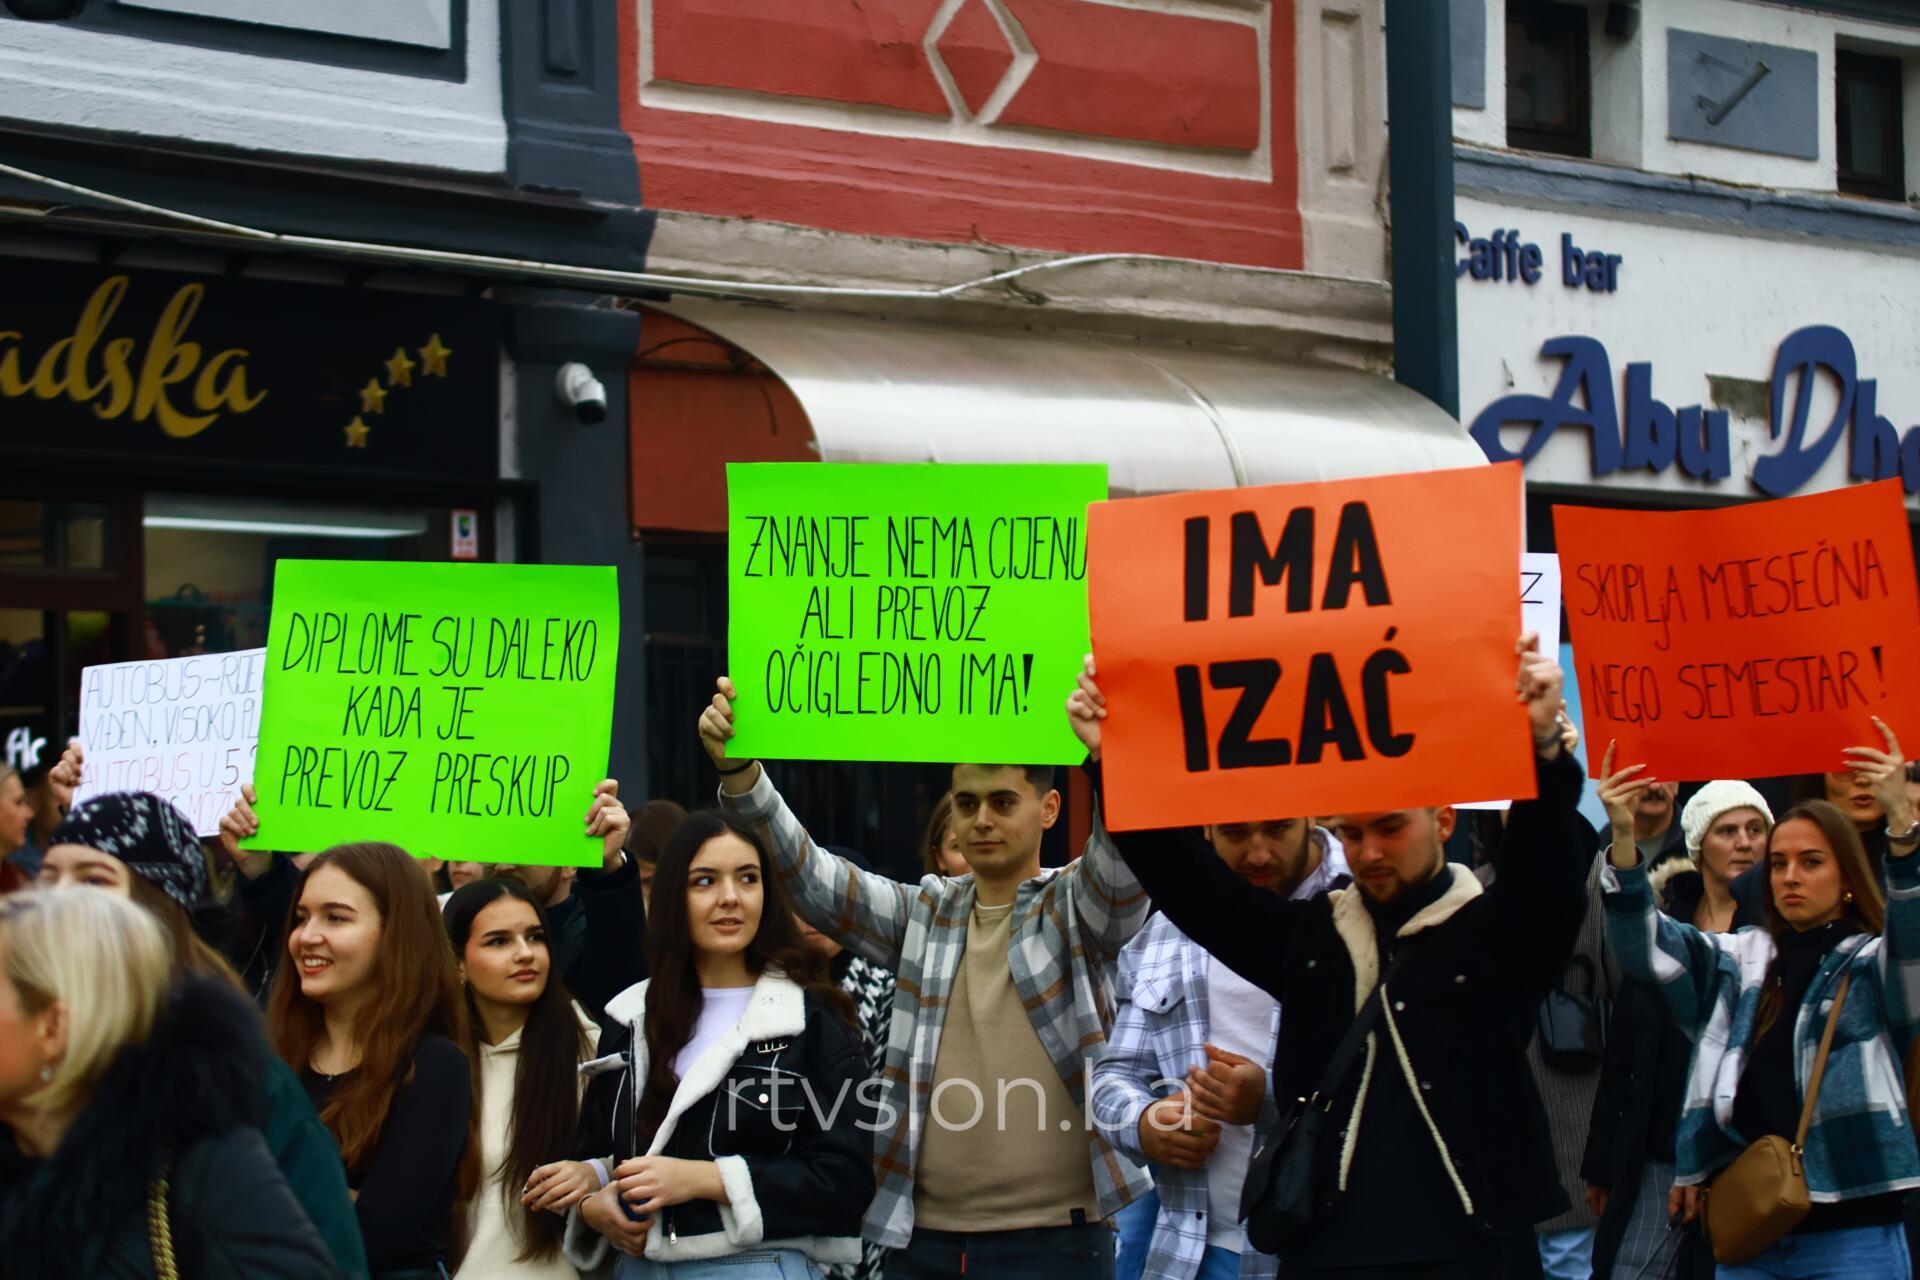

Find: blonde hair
1;889;171;1115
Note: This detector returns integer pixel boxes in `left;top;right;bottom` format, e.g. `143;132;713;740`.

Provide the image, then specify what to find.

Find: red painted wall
620;0;1302;269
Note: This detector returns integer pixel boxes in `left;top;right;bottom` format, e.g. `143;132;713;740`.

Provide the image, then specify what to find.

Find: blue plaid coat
1600;852;1920;1200
1091;834;1345;1279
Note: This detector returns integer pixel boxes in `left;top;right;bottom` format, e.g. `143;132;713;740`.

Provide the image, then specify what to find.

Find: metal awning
655;299;1480;497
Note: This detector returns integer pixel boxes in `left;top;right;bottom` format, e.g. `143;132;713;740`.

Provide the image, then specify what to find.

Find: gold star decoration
418;333;452;378
344;416;370;448
358;377;388;415
384;346;416;388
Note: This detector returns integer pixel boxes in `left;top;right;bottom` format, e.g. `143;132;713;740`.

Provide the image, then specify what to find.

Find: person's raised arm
1484;635;1590;999
698;677;914;966
1847;719;1920;1044
45;739;82;817
1047;654;1150;961
1595;741;1723;1033
567;780;648;1019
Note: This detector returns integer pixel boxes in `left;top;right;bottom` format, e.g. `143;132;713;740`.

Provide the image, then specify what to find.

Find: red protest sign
1089;462;1534;831
1554;481;1920;782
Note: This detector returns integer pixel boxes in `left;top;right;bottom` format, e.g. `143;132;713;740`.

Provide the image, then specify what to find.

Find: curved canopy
653;298;1480;499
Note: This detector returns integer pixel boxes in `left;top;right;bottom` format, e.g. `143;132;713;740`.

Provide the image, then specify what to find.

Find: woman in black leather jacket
566;811;875;1279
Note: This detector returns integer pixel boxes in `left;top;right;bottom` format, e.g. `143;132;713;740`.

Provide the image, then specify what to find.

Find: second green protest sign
243;560;618;867
727;462;1106;764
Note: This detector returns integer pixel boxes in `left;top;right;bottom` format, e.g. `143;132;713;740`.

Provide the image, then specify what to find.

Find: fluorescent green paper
242;560;618;867
727;462;1107;764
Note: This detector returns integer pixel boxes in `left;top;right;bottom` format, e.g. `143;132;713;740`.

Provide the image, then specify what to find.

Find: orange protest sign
1089;462;1534;831
1553;481;1920;782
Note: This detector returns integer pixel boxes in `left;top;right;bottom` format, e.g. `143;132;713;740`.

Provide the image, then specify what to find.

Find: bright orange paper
1090;462;1534;831
1554;481;1920;783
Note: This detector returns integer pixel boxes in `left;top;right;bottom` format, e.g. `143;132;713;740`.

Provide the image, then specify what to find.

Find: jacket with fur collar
0;977;342;1279
1102;750;1590;1247
564;969;874;1272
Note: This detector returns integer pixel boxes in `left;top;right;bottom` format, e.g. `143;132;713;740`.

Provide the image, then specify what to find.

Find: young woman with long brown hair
270;841;480;1280
567;811;874;1279
1598;721;1920;1279
444;876;600;1279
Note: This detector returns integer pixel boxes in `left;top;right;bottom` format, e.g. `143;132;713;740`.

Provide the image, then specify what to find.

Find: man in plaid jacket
1094;822;1349;1280
700;676;1153;1278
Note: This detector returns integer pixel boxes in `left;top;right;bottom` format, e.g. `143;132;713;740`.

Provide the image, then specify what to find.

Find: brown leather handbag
1703;972;1851;1266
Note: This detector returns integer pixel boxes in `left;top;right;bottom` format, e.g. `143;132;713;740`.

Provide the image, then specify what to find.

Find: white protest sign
74;650;266;836
1521;551;1562;652
1458;553;1563;812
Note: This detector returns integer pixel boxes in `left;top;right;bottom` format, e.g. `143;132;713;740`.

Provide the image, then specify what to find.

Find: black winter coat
1583;861;1727;1279
565;970;876;1270
1100;750;1590;1247
546;852;650;1029
0;977;342;1279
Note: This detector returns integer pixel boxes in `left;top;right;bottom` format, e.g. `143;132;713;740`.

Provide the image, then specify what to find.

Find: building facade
617;0;1487;868
1452;0;1920;543
0;1;652;811
1;3;1485;874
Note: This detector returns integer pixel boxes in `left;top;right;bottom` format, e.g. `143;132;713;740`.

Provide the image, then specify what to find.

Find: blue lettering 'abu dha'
1469;325;1920;497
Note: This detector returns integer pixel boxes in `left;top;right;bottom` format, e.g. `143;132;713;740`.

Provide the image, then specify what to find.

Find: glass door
0;490;143;771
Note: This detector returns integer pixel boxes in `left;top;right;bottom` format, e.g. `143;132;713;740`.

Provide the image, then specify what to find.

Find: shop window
0;608;110;774
1837;50;1905;201
1507;1;1591;158
142;495;447;657
0;500;110;570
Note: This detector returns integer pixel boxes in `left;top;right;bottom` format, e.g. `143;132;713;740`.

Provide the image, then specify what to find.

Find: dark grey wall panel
1456;145;1920;251
502;0;642;204
1667;29;1819;159
1451;0;1487;109
507;294;648;797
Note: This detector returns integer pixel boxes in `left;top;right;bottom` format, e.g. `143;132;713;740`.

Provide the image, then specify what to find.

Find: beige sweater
454;1017;594;1280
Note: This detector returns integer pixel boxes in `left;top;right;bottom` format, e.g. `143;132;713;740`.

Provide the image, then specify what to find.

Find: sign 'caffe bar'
0;259;510;775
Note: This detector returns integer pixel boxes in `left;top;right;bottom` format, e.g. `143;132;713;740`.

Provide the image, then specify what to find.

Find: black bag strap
1301;945;1413;1112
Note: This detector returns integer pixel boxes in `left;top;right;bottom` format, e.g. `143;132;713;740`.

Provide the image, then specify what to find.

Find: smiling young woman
268;842;480;1278
566;812;873;1279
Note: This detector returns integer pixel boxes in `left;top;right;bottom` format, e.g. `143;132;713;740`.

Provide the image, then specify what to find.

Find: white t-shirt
673;986;756;1077
1205;953;1279;1251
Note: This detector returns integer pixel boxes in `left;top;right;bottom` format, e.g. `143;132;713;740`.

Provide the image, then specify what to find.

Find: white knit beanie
1681;781;1774;853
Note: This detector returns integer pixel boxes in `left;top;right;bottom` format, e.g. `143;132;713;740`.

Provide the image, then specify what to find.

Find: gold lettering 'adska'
0;275;267;438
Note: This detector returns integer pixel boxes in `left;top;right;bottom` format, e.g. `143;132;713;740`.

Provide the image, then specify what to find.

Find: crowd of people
4;633;1920;1280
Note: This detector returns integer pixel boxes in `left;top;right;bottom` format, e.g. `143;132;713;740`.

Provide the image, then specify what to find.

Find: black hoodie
0;977;343;1279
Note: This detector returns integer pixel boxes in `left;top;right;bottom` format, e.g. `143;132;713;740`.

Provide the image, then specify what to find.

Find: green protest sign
727;462;1106;764
242;560;618;867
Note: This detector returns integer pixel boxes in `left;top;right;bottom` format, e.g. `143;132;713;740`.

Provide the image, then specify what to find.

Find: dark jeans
1280;1263;1518;1280
890;1223;1114;1280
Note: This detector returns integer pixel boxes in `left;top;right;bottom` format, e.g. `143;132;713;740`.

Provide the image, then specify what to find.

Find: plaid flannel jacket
1601;853;1920;1199
722;766;1153;1249
1091;832;1344;1280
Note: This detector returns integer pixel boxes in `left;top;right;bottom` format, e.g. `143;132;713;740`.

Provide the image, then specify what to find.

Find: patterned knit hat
48;792;207;912
1681;780;1774;854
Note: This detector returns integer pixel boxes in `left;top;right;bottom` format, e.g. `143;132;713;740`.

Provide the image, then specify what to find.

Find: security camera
555;362;608;425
